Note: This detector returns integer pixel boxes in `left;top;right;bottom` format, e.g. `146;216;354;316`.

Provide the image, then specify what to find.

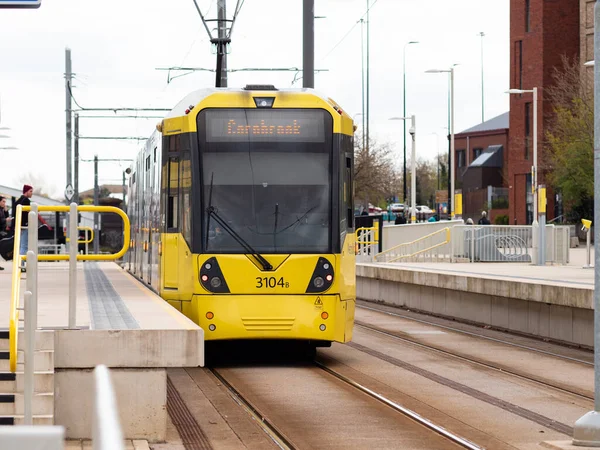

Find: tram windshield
198;108;333;254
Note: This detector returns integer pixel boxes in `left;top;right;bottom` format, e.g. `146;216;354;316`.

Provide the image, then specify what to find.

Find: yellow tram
126;85;355;346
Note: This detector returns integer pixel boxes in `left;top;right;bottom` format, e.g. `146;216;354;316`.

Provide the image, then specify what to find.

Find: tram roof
166;87;334;119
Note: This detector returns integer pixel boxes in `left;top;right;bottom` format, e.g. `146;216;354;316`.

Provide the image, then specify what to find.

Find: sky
0;0;509;199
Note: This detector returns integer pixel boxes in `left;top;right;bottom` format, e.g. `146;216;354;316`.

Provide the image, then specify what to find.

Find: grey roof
459;112;509;135
470;145;503;168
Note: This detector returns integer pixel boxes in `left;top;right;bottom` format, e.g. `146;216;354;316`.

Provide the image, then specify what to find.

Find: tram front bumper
192;294;354;342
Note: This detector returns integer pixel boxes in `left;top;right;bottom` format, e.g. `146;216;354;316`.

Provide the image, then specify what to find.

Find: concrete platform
0;261;204;442
357;249;596;347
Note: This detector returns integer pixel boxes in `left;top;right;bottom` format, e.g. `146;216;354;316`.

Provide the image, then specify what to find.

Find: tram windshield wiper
205;174;273;271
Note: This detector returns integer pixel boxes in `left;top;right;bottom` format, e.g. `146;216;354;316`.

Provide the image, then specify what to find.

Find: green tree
546;56;594;222
354;135;402;210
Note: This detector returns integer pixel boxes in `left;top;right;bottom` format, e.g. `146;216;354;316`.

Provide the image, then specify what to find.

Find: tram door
144;151;152;284
163;154;179;290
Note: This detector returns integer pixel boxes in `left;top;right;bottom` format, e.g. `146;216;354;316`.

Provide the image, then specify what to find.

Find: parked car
390;203;405;213
417;205;433;214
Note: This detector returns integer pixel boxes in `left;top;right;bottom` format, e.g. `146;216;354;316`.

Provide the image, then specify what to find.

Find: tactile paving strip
167;375;213;450
84;262;140;330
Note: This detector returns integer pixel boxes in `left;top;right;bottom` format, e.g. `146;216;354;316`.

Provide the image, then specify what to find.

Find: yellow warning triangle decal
314;297;323;306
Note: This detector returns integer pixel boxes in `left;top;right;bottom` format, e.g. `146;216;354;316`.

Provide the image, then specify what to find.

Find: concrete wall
54;329;203;441
55;369;165;441
382;220;464;251
357;264;593;347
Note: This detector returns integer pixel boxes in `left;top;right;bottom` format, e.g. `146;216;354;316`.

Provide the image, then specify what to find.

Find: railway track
354;320;592;402
210;368;295;450
357;303;592;366
211;362;482;449
314;361;483;449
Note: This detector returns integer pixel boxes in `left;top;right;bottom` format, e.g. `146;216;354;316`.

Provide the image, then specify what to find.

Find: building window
518;40;523;89
457;150;466;168
473;148;483;160
525;0;530;32
525;102;531;160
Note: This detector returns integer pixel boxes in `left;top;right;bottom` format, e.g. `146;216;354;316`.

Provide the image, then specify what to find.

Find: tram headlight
306;257;334;293
199;257;230;293
313;277;325;289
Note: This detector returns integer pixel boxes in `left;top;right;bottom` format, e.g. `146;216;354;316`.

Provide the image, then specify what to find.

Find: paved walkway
0;261;198;330
373;248;595;289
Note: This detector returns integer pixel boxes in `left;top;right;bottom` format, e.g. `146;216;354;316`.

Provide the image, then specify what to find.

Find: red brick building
454;113;509;222
508;0;580;224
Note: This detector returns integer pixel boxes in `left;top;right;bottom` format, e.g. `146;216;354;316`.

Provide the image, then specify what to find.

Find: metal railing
355;227;378;262
66;226;94;256
374;228;451;263
450;225;570;264
93;365;124;450
9;203;130;426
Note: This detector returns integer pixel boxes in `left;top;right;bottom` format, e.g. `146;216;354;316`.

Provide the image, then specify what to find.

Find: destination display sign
204;110;327;143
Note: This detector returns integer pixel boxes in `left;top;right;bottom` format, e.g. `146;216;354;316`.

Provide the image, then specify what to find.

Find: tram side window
345;156;353;230
167;157;179;230
180;153;192;245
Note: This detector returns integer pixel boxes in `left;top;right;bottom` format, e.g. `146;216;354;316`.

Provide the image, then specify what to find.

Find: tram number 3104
256;277;290;289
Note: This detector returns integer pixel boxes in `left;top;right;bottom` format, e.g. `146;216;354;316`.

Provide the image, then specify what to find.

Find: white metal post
450;67;455;219
69;202;77;329
410;114;417;224
93;365;125;450
26;205;38;328
588;228;592;268
23;290;33;426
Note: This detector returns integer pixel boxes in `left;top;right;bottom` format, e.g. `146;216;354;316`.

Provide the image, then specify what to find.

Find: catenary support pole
573;0;600;445
65;48;72;189
74;113;79;205
69;202;77;329
217;0;227;87
450;67;455;219
302;0;314;88
410;115;417;224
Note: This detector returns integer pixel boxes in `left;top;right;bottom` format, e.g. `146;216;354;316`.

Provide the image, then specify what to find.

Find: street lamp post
390;115;417;223
353;113;365;150
403;41;419;203
430;132;441;190
426;67;455;219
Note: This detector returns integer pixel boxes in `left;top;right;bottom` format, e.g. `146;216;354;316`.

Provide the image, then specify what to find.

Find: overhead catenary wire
320;0;380;61
67;81;170;112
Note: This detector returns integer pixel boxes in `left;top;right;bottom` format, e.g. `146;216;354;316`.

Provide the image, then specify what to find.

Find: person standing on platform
13;185;33;272
478;211;491;225
0;196;11;270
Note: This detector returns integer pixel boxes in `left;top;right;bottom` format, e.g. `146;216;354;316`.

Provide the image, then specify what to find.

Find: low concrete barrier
357;263;593;347
54;329;204;441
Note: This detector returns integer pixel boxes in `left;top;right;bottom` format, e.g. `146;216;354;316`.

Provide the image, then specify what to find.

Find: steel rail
315;361;483;449
210;369;295;450
355;320;593;401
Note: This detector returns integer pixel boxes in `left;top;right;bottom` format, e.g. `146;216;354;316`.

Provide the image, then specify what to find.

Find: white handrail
24;205;39;425
93;365;124;450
